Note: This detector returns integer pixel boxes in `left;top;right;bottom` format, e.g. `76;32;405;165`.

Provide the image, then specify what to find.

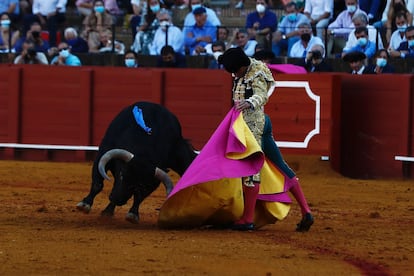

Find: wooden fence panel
162;68;232;149
339;74;412;178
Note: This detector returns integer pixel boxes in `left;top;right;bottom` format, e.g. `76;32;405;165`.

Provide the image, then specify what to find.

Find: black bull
76;102;197;223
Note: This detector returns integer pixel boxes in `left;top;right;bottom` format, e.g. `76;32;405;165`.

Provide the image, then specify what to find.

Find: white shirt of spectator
388;29;407;51
230;40;257;57
32;0;67;15
149;25;184;55
304;0;334;20
343;25;384;52
289;35;324;58
14;52;49;64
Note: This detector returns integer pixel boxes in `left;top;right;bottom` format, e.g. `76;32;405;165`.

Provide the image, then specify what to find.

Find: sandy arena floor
0;155;413;275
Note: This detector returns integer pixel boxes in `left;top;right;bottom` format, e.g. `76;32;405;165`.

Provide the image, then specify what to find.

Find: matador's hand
235;100;252;111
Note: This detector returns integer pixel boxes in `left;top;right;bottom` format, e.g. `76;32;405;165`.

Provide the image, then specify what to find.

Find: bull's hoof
76;202;91;213
125;212;139;224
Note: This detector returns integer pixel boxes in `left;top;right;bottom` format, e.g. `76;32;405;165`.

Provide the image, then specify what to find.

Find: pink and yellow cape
158;108;291;229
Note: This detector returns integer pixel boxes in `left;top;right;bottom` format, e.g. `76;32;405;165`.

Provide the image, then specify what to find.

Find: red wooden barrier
268;74;341;157
0;65;412;179
335;74;413;178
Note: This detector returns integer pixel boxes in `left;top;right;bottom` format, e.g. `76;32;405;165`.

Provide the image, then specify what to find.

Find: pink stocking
237;184;260;224
289;177;311;216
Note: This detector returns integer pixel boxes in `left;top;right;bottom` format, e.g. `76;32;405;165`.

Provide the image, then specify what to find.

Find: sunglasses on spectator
59;48;69;51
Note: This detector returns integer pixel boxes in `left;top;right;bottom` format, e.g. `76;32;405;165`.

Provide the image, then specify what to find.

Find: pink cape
158;108;291;229
267;64;307;74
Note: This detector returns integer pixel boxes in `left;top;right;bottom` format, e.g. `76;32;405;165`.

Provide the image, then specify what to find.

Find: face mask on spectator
398;24;407;33
150;4;160;13
376;58;387;67
125;59;136;67
1;19;10;29
357;37;368;46
94;6;105;13
213;51;223;60
287;13;297;22
347;5;356;13
59;49;70;58
256;4;266;13
408;39;414;47
191;4;202;10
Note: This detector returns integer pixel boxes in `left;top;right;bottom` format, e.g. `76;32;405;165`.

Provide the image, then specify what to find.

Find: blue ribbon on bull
132;106;152;135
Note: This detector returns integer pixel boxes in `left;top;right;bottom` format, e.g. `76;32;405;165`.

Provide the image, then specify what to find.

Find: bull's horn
154;167;174;196
98;149;134;180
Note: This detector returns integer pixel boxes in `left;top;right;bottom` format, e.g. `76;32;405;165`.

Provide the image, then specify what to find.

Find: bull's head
98;149;174;205
169;139;198;176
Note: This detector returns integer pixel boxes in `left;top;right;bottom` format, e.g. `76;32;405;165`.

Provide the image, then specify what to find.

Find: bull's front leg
76;167;105;213
125;193;142;224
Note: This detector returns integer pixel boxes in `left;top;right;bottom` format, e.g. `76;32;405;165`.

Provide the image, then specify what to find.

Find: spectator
98;28;125;54
128;0;147;39
63;27;88;53
272;2;309;56
245;0;277;49
388;11;408;52
272;2;310;57
81;0;113;53
22;0;67;47
359;0;384;22
289;22;324;58
156;45;187;68
390;25;414;58
19;0;33;17
183;7;216;55
131;0;163;55
232;28;257;57
0;0;20;24
384;0;413;45
0;12;20;53
124;49;139;67
75;0;94;17
327;1;367;57
297;43;333;72
252;48;275;64
373;1;413;39
149;8;184;55
14;39;48;64
50;41;82;66
304;0;334;41
183;0;221;33
342;51;372;74
208;40;225;69
205;26;232;55
343;26;376;58
342;12;384;53
104;0;125;25
367;49;395;73
14;21;49;53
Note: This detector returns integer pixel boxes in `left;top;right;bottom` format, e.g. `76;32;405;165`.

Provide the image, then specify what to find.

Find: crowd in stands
0;0;413;72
